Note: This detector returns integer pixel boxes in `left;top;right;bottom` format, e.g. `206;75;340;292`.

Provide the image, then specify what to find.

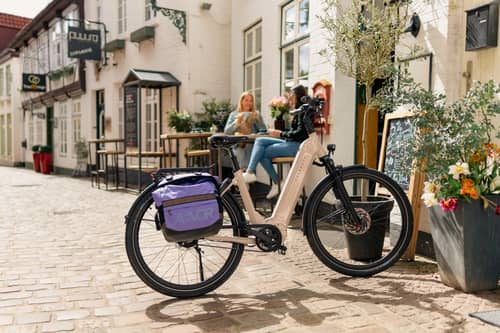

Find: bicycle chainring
255;226;282;252
344;208;372;235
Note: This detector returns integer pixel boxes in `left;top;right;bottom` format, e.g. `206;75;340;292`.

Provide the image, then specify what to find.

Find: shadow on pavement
145;287;344;331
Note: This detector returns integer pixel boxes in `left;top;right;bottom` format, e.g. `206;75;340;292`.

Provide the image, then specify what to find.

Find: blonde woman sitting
224;92;267;168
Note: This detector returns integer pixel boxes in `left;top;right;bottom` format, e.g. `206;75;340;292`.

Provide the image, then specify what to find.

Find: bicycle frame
206;132;326;245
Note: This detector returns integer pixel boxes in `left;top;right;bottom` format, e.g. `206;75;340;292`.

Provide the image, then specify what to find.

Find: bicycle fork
320;150;362;226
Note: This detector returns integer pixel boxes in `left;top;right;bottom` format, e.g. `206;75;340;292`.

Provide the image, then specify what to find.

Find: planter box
130;26;155;43
104;39;125;52
428;196;500;292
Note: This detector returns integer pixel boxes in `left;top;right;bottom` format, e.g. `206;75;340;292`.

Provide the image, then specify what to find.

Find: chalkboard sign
125;86;138;147
378;112;416;191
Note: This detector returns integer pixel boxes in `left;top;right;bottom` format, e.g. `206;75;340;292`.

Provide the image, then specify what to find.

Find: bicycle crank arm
205;235;256;246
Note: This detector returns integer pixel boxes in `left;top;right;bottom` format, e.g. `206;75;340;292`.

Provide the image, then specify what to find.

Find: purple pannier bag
152;173;222;242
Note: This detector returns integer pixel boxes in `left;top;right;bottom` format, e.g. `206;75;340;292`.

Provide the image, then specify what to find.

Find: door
96;90;105;139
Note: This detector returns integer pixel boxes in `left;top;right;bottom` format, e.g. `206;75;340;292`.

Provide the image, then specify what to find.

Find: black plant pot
428;195;500;292
343;196;394;261
274;118;286;131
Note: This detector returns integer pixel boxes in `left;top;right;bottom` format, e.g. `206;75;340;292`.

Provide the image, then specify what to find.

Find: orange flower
460;178;479;199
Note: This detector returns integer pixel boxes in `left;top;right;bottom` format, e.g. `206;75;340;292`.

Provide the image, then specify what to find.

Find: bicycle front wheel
125;190;245;298
303;167;413;277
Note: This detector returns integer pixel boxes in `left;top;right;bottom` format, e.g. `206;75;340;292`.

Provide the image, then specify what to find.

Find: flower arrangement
422;143;500;213
167;110;193;133
379;75;500;213
268;96;290;119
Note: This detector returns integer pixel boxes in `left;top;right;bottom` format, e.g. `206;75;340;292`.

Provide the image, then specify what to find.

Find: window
72;101;82;155
0;68;4;97
144;88;159;151
281;0;310;94
244;22;262;111
6;114;11;156
0;115;4;155
50;22;64;70
145;0;155;21
38;33;48;73
118;0;127;34
60;104;68;155
6;65;11;97
282;0;309;43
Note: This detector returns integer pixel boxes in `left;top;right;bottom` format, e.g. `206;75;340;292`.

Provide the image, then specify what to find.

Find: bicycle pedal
278;246;287;255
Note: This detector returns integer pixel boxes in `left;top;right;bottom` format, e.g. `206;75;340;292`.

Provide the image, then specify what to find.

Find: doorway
96;90;105;139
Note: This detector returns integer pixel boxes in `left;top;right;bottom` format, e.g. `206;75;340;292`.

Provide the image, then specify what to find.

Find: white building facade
0;51;23;166
10;0;89;173
84;0;232;153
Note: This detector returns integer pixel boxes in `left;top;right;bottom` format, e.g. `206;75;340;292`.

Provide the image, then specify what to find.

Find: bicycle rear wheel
125;190;245;298
303;167;413;277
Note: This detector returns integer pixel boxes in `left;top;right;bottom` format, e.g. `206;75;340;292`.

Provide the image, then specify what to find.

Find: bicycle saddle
209;134;251;148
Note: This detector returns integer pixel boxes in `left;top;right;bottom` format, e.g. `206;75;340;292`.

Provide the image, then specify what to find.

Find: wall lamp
200;2;212;10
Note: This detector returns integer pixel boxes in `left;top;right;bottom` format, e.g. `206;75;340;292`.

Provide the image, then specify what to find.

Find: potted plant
268;95;289;130
319;0;412;260
167;110;193;133
31;145;41;172
201;98;234;132
381;76;500;292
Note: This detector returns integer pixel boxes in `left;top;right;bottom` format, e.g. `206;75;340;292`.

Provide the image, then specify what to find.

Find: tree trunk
361;85;373;200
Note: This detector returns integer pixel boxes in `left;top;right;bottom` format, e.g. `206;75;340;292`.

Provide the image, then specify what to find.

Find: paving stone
15;312;51;324
1;167;500;333
41;321;75;332
55;310;91;321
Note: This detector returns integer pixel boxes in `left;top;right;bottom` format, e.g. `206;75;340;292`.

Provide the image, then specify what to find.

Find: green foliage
379;74;500;210
319;0;414;166
74;140;88;160
200;98;235;131
39;145;52;153
31;145;40;152
167;110;193;133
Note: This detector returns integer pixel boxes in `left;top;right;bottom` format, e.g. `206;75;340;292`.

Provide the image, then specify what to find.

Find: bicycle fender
124;182;157;224
302;164;368;235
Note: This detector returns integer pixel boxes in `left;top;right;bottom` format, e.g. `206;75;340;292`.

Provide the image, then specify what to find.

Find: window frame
243;21;263;112
59;103;68;156
280;0;310;95
118;0;127;34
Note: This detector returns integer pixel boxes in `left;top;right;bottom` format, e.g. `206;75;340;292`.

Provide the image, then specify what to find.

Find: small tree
319;0;411;166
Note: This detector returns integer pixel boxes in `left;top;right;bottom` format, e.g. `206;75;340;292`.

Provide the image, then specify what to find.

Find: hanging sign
22;73;46;92
67;26;102;61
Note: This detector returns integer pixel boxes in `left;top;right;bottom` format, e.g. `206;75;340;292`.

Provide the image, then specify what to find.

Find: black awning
122;69;181;88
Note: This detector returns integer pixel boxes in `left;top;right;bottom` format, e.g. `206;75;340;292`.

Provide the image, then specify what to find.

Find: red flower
495;205;500;216
440;198;458;212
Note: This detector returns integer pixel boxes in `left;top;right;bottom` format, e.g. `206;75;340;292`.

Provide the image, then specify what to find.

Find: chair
185;135;212;168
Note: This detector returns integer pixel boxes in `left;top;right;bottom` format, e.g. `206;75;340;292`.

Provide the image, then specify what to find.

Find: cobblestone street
1;166;500;333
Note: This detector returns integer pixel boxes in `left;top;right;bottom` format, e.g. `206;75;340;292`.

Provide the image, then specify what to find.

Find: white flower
423;181;439;194
421;192;438;207
448;162;470;180
490;175;500;193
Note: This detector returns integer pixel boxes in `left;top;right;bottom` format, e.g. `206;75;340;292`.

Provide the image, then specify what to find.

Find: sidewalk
0;166;499;333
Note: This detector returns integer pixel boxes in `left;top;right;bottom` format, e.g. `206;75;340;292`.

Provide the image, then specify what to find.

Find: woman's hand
268;129;281;138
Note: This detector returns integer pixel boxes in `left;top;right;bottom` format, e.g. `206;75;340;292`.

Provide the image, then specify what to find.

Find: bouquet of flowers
422;143;500;213
268;96;290;119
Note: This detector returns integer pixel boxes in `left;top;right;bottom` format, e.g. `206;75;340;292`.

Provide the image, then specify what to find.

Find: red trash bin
32;145;41;172
39;146;52;175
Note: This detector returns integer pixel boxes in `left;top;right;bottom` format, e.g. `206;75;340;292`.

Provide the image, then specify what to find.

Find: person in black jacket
243;84;309;199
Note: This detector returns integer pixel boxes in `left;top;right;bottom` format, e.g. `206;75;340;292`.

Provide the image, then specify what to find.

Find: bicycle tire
303;166;413;277
125;188;246;298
